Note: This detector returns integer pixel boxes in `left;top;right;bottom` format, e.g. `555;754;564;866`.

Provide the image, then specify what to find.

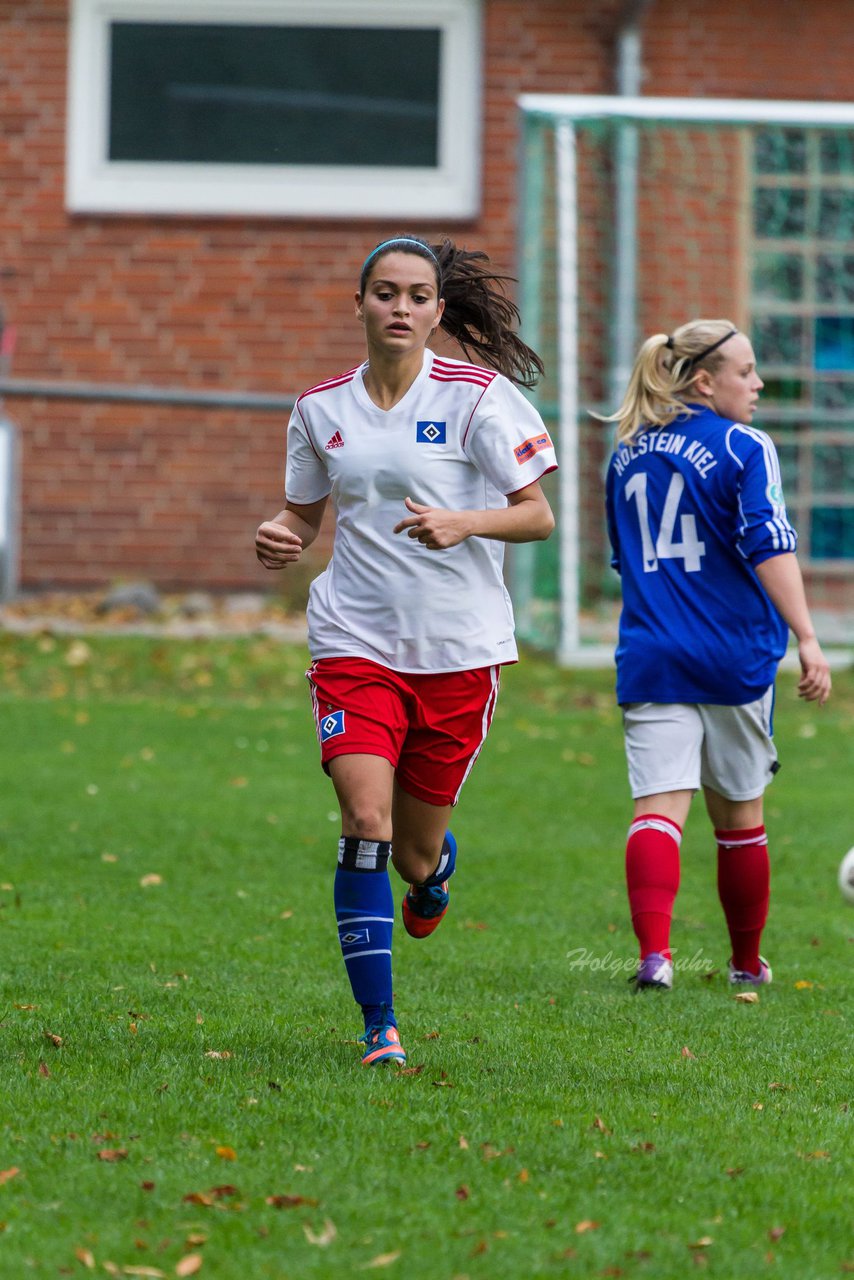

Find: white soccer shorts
622;689;778;801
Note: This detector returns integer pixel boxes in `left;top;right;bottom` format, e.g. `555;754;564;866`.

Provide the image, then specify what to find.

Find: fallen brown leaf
398;1064;424;1076
688;1236;713;1249
74;1247;95;1269
768;1227;786;1242
215;1146;237;1161
359;1252;402;1270
455;1185;470;1201
182;1193;214;1207
139;874;163;887
574;1220;600;1234
681;1046;697;1059
176;1256;204;1277
38;1061;50;1078
799;1150;830;1160
204;1051;232;1060
44;1031;63;1047
121;1267;166;1277
458;1135;469;1150
96;1149;128;1162
734;992;759;1004
265;1194;318;1209
591;1115;612;1135
303;1218;337;1247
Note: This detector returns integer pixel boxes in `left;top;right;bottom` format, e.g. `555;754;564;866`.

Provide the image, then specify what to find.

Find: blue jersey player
604;320;831;992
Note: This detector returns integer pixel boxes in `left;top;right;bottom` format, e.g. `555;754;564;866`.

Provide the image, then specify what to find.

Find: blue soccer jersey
605;405;795;705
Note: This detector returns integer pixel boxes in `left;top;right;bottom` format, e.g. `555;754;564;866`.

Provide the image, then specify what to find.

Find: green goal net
514;95;854;662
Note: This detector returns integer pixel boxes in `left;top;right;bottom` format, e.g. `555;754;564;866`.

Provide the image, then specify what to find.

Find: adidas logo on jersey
325;431;344;450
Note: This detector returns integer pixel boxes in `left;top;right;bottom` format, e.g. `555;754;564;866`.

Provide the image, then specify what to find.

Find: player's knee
339;806;390;842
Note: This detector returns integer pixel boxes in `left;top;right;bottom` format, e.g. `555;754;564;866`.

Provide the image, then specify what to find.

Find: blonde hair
604;319;739;445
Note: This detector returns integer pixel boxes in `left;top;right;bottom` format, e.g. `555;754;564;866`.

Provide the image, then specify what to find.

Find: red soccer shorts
306;657;501;807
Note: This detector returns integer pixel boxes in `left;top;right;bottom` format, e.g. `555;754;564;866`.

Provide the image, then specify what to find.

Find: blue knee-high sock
420;831;457;888
334;837;395;1032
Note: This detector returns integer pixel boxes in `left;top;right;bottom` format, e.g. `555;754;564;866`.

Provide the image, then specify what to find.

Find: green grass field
0;634;851;1279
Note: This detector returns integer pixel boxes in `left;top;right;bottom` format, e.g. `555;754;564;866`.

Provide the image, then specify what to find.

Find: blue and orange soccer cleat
402;832;457;939
728;956;772;986
359;1019;407;1067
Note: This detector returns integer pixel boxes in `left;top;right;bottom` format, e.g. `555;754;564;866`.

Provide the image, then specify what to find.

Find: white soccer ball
839;847;854;905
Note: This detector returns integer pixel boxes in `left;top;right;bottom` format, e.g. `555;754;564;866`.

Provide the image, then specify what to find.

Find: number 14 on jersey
624;472;706;573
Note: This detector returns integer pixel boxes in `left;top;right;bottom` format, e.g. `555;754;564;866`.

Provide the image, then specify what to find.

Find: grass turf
0;634;851;1278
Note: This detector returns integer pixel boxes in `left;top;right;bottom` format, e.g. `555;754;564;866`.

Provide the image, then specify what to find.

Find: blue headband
361;238;439;273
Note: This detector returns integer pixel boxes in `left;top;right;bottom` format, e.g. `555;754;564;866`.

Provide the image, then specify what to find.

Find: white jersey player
256;236;556;1066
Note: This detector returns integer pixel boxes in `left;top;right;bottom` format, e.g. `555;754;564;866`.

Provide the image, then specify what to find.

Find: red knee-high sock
716;825;770;974
625;814;682;960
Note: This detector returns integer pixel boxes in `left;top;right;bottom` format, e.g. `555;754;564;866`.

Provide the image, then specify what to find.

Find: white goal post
515;94;854;665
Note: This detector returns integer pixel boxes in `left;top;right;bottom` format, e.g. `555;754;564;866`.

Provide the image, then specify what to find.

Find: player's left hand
796;636;832;705
393;497;471;550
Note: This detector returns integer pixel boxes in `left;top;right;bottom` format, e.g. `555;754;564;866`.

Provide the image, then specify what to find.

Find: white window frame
66;0;481;218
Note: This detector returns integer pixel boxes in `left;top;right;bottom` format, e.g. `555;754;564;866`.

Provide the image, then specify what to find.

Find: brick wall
1;0;853;591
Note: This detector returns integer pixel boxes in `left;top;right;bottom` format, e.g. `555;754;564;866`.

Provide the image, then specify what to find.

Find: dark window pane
755;128;807;174
815;317;854;371
754;187;807;238
820;131;854;174
109;23;440;167
753;252;803;302
753;315;805;364
816;254;854;304
810;507;854;559
814;379;854;413
774;441;799;492
817;189;854;239
813;443;854;490
760;377;804;403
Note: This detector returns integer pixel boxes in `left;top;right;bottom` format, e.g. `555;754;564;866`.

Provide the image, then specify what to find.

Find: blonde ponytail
602;319;739;444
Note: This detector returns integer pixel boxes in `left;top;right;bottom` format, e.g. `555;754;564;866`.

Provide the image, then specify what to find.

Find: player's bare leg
392;787;456;939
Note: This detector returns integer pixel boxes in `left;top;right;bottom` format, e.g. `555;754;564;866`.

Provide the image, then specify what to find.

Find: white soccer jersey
285;350;557;673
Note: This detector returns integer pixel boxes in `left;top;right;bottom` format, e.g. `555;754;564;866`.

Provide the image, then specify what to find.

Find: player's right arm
255;497;328;570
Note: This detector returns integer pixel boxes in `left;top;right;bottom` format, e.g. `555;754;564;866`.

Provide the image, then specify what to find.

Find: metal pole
0;377;296;412
513;111;546;644
0;417;19;601
555;119;580;663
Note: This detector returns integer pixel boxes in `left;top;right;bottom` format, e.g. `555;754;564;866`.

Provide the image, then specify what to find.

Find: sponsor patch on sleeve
514;431;553;465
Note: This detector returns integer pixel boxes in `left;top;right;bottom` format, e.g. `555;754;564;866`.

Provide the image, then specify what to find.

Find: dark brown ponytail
432;238;544;389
